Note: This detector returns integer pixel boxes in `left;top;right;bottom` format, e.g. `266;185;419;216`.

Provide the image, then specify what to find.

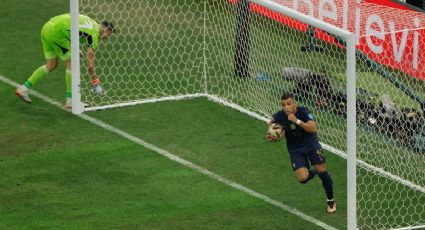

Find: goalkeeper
266;93;336;214
15;13;115;108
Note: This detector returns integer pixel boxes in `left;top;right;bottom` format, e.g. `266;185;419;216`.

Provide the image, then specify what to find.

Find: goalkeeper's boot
65;97;72;110
326;200;336;214
15;85;32;103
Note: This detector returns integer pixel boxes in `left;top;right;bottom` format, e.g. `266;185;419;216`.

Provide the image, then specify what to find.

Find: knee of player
46;61;58;71
315;164;327;173
297;175;310;184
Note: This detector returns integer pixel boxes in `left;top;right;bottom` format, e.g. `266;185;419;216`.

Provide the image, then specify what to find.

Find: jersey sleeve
79;32;94;47
302;107;316;122
90;33;99;50
89;18;100;50
78;15;100;50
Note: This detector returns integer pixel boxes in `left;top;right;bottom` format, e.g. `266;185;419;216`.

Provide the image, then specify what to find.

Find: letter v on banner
389;21;409;63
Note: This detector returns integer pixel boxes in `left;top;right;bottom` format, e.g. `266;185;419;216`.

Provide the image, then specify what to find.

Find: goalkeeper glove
92;79;103;94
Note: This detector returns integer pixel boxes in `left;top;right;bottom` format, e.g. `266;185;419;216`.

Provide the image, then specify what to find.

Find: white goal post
71;0;425;229
70;0;83;115
245;2;356;229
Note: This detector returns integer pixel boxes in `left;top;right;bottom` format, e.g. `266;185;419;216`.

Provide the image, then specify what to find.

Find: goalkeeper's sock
318;171;334;200
65;69;72;98
25;65;49;88
65;97;72;109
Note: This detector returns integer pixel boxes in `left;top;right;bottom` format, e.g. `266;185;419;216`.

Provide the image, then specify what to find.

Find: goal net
76;0;425;229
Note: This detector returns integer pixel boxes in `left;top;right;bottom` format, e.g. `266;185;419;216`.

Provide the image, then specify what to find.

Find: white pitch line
0;74;337;230
391;225;425;230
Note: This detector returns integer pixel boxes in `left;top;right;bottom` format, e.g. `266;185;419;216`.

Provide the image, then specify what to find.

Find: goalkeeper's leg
64;60;72;109
65;69;72;109
16;59;57;103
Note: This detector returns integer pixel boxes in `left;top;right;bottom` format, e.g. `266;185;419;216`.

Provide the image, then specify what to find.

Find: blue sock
318;171;334;200
307;168;316;181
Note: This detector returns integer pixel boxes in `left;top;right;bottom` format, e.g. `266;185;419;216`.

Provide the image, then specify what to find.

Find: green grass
0;84;347;229
1;2;344;229
0;83;308;229
1;0;424;229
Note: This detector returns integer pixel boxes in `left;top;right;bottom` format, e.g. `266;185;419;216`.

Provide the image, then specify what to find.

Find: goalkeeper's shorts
41;23;71;61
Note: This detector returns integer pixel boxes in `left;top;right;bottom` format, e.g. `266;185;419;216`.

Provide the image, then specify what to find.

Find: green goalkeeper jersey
44;13;100;50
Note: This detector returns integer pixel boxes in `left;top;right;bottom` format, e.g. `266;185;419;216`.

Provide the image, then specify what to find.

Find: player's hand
288;113;297;123
93;82;103;94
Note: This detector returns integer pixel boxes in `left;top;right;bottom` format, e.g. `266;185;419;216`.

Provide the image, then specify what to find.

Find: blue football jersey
272;106;321;154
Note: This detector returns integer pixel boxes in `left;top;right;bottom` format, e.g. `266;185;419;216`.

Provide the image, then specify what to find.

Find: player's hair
281;93;295;100
101;20;116;33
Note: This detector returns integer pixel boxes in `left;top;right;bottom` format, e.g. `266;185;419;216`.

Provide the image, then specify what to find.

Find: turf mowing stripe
0;74;338;230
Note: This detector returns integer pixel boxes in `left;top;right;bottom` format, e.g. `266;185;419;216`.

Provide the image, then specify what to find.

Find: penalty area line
0;74;338;230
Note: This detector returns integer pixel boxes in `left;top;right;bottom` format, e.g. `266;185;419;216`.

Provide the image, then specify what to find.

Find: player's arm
287;113;317;134
298;120;317;134
86;47;103;94
87;47;98;81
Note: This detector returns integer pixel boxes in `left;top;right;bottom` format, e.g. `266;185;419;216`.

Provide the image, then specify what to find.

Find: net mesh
267;1;425;229
79;0;425;229
80;0;205;107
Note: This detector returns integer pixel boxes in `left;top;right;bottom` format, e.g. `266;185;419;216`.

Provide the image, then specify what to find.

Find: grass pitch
1;0;424;229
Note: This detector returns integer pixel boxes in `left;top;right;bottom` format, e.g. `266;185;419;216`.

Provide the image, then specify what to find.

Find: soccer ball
268;123;283;139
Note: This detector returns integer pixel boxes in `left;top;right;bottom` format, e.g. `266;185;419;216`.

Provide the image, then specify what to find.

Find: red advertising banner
230;0;425;80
